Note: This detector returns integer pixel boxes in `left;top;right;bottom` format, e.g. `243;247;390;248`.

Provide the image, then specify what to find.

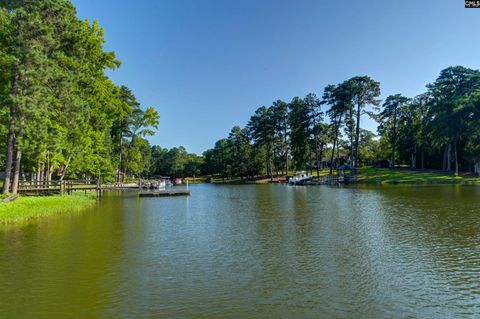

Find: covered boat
288;171;312;185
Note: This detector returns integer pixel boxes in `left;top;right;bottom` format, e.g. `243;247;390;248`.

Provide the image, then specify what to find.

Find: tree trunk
45;151;50;188
117;129;123;183
2;68;19;194
266;146;273;180
47;164;53;184
285;151;289;177
454;141;458;176
36;163;41;184
350;109;355;165
330;113;343;174
270;147;274;181
411;144;417;169
308;149;312;175
39;163;44;183
354;103;362;167
446;143;451;171
319;144;324;170
315;139;320;178
11;148;22;194
284;127;289;177
11;112;24;194
60;152;73;182
391;108;397;169
275;155;279;177
336;140;340;164
442;145;447;171
329;133;337;175
421;150;425;169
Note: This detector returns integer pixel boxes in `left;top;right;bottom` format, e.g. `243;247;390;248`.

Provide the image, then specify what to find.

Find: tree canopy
0;0;160;193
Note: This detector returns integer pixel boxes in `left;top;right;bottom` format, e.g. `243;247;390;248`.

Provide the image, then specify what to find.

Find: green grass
0;192;97;224
185;177;209;184
208;168;480;185
358;167;480;184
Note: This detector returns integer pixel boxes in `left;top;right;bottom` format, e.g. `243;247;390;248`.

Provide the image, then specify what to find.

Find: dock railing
310;174;358;185
18;179;100;195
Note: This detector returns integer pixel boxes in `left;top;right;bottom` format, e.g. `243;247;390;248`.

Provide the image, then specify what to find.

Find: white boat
288;171;312;185
149;181;166;189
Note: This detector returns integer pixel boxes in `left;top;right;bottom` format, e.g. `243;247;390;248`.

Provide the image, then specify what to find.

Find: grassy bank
209;176;286;184
0;193;97;224
185;177;209;184
357;167;480;184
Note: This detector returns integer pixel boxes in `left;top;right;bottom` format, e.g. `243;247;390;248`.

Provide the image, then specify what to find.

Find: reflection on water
1;185;480;318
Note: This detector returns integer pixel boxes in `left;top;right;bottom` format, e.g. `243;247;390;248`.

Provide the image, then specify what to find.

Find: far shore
195;167;480;185
1;168;479;224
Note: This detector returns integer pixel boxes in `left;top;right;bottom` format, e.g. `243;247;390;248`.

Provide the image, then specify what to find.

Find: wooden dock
15;178;190;197
17;179;177;196
303;174;358;186
18;180;100;195
139;190;190;197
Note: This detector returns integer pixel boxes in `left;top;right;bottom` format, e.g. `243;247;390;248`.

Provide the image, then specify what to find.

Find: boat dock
16;178;190;198
139;190;190;197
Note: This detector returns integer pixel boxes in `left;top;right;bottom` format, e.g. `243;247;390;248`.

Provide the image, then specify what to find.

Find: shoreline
204;168;480;186
2;168;479;224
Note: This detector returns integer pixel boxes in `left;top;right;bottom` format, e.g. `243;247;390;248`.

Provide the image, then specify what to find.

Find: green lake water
1;184;480;318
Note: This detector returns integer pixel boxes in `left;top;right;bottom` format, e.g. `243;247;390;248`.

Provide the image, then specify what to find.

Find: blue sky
71;0;480;154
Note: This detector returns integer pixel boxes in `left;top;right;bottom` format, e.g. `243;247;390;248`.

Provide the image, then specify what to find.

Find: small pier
16;178;189;197
139;190;190;197
304;174;358;185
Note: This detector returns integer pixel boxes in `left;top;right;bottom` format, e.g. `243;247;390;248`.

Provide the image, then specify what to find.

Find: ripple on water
0;185;480;318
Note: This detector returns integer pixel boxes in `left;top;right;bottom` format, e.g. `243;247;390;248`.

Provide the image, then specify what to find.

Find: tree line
0;0;159;194
3;2;480;193
203;67;480;179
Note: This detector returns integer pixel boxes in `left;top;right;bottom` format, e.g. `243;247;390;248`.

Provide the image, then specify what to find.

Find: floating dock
139;190;190;197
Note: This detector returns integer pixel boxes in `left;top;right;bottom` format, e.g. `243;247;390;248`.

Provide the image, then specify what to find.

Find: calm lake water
1;184;480;318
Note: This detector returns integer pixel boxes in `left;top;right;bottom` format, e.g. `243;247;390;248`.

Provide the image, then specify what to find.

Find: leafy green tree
185;154;204;178
247;106;274;179
323;84;350;173
344;76;381;167
426;66;480;175
226;126;251;179
0;1;159;191
378;94;410;168
203;139;229;177
358;129;378;166
311;122;331;170
288;97;310;171
271;100;290;175
124;136;152;177
112;86;159;181
304;93;323;177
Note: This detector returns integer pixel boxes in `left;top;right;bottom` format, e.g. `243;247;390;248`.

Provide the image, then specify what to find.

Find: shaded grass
0;192;97;224
358;167;480;184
